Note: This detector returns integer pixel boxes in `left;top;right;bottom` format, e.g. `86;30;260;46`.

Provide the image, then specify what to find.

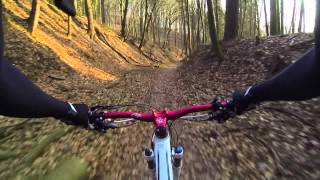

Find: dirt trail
150;67;180;110
0;33;319;180
148;67;227;180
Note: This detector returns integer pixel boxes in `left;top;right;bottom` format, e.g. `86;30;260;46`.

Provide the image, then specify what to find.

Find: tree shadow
11;0;30;15
3;5;28;28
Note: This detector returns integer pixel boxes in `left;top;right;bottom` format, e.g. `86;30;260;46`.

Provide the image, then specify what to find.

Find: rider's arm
232;47;319;114
246;0;320;103
234;1;320;111
0;5;87;125
0;57;75;118
249;47;320;102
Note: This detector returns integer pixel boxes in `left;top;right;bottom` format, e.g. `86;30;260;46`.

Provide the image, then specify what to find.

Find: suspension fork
172;146;184;180
144;127;184;180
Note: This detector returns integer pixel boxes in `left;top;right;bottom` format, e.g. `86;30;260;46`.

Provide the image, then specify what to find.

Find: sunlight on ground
36;30;118;81
10;21;118;81
4;0;118;81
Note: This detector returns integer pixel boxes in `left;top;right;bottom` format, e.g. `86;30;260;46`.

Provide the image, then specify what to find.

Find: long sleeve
250;47;320;102
0;3;71;119
0;58;71;118
249;0;320;103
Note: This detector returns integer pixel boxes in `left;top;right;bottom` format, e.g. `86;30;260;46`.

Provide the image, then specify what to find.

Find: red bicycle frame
102;104;213;127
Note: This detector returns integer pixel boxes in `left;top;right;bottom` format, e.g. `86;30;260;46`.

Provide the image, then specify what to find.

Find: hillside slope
3;0;181;82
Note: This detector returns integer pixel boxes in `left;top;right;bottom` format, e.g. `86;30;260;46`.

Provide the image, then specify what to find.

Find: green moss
40;158;89;180
24;127;73;164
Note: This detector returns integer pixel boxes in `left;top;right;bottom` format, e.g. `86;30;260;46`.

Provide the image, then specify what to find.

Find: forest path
150;66;180;110
148;66;226;180
0;34;319;180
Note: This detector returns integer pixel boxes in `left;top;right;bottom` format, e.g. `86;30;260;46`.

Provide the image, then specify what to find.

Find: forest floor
1;0;320;180
1;33;319;180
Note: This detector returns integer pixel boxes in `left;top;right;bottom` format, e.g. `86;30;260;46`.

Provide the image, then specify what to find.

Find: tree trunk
28;0;41;36
163;15;168;47
240;0;246;37
120;0;123;25
101;0;106;23
167;22;173;47
270;0;276;35
270;0;279;35
140;1;144;37
207;0;223;61
158;16;161;45
214;0;219;39
182;0;187;54
223;0;239;40
82;0;86;16
276;0;280;33
185;0;192;56
152;16;156;43
315;0;320;47
175;22;177;47
298;0;305;33
196;0;201;46
120;0;129;38
249;0;253;37
67;16;72;38
280;0;284;34
85;0;95;39
74;0;78;15
290;0;296;34
263;0;269;36
139;1;158;49
255;0;260;37
191;11;196;49
202;0;206;43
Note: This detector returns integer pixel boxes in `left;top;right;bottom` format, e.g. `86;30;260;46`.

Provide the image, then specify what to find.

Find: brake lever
88;111;117;133
210;97;235;123
209;110;235;123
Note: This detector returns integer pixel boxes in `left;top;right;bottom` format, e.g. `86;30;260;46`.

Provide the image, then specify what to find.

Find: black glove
232;86;257;115
211;97;235;123
54;0;76;17
63;103;90;128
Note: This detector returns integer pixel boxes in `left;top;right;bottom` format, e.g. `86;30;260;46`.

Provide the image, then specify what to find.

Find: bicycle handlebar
102;104;214;121
89;98;234;132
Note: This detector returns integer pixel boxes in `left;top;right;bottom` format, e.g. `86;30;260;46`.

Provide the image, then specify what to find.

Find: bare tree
240;0;247;37
298;0;305;33
214;0;220;39
280;0;284;34
315;0;320;46
67;16;72;38
85;0;95;39
255;0;260;37
139;0;158;49
185;0;192;55
290;0;296;34
101;0;106;23
223;0;239;41
120;0;129;38
28;0;41;35
270;0;280;35
196;0;202;45
263;0;269;36
207;0;223;61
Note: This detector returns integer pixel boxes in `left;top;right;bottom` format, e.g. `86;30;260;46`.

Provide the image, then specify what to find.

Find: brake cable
91;103;155;111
